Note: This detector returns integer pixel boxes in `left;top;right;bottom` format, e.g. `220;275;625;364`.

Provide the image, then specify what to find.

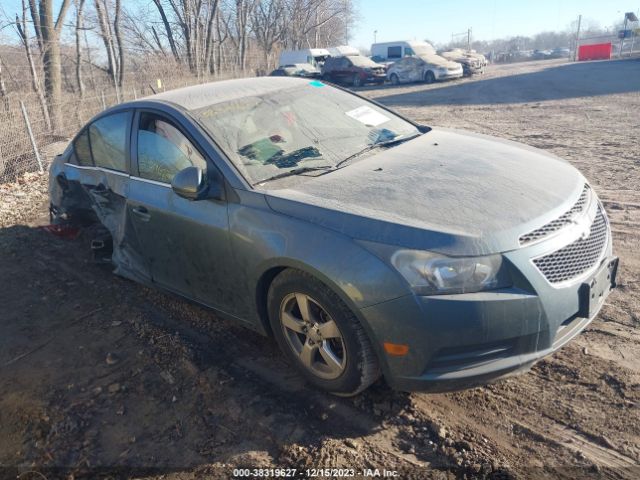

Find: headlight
390;250;507;295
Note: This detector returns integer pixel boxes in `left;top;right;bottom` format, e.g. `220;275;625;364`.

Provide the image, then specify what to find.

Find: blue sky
1;0;638;48
351;0;640;48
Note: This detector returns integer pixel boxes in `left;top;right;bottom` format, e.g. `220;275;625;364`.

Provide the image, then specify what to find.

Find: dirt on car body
1;59;639;479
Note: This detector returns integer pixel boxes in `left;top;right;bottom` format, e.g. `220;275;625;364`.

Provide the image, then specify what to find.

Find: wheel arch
255;259;363;336
254;259;394;381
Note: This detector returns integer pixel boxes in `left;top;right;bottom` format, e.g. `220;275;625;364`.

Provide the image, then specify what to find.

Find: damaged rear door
54;109;150;281
127;109;237;312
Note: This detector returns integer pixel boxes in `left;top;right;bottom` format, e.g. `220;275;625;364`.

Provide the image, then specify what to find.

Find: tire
352;75;362;87
390;73;400;85
268;269;380;396
424;70;436;84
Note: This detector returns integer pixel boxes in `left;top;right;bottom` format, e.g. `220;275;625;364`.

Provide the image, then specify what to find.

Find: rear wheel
390;73;400;85
352;75;362;87
268;269;380;396
424;70;436;84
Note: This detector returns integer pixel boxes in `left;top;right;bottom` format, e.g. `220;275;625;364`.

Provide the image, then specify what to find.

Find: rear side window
89;112;129;171
137;113;207;184
388;46;402;58
73;129;92;166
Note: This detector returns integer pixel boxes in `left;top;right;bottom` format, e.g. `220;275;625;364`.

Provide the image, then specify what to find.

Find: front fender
227;189;411;360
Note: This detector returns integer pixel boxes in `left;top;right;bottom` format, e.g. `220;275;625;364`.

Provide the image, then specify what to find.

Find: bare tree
252;0;286;69
203;0;220;73
113;0;124;87
27;0;43;52
39;0;72;130
74;0;86;97
95;0;118;88
152;0;181;62
0;56;7;97
283;0;349;49
220;0;256;71
16;1;51;130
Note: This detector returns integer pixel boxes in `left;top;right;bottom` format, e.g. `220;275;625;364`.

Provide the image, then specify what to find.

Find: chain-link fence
0;66;254;185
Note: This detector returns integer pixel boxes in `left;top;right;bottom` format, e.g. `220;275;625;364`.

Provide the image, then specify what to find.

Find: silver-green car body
49;77;617;392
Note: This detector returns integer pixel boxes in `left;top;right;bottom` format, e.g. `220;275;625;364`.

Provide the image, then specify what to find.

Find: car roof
141;77;308;111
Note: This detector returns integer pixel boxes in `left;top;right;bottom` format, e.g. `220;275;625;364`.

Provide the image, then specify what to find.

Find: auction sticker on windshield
345;106;390;127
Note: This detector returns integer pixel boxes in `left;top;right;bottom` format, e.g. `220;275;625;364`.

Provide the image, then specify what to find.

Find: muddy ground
0;59;638;479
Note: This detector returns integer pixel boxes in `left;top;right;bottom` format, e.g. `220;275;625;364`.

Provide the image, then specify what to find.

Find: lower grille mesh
533;207;608;284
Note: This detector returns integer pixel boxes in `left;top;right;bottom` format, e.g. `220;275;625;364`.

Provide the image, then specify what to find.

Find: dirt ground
0;58;638;480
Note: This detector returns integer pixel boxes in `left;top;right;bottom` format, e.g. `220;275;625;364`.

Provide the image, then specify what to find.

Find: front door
127;110;237;311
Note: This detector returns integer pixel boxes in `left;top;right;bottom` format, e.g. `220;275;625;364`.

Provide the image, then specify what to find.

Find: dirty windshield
193;82;420;185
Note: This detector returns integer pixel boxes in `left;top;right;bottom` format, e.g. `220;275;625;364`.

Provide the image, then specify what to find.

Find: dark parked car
321;55;386;86
269;63;320;78
532;49;552;60
549;47;571;59
50;78;617;396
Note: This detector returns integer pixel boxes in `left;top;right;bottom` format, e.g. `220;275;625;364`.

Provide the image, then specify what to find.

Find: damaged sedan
50;77;617;396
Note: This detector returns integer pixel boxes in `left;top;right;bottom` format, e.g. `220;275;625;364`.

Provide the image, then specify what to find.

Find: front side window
405;47;415;57
194;83;420;186
89;112;129;171
137;113;207;184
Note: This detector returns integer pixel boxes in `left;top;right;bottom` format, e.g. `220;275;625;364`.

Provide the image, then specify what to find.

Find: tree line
0;0;356;132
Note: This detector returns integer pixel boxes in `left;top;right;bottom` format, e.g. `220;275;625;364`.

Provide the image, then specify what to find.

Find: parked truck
279;48;331;68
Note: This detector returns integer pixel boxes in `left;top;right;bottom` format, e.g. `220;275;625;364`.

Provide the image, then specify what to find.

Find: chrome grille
520;185;590;245
533;207;608;284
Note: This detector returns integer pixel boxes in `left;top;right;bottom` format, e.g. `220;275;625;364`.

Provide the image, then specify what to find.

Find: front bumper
462;64;483;75
435;70;464;80
359;251;617;392
364;75;386;84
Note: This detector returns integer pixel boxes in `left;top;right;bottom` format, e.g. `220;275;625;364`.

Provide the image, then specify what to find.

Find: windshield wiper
253;165;333;186
333;133;422;170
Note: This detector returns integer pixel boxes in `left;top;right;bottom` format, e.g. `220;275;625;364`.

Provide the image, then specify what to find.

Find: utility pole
574;14;582;61
374;30;377;43
344;0;350;43
467;27;472;50
619;15;628;57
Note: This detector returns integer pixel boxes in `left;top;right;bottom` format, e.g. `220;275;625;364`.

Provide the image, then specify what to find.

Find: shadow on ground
0;224;438;479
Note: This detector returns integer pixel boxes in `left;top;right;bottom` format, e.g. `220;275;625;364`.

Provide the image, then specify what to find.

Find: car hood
264;128;584;256
419;54;461;69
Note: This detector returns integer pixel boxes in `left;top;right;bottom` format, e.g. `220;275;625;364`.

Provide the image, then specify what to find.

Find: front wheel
424;70;436;84
352;75;362;87
268;269;380;396
389;73;400;85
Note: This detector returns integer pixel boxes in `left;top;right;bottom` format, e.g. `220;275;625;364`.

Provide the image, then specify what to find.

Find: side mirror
171;166;207;200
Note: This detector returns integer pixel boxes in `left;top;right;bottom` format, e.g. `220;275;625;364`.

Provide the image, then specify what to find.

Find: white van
327;45;360;57
279;48;331;68
370;40;436;63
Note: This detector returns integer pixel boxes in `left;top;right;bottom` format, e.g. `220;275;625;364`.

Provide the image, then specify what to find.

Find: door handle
132;206;151;222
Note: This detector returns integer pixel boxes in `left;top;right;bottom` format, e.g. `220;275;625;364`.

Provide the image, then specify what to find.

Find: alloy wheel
279;292;346;380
